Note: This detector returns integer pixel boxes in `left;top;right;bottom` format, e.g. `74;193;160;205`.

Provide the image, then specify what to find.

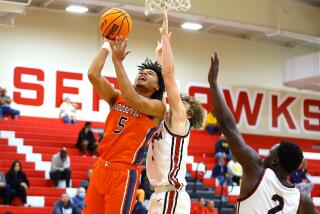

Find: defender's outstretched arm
160;11;187;135
208;52;262;175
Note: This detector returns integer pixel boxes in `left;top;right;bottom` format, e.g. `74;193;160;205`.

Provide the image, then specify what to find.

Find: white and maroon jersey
146;120;190;190
236;168;301;214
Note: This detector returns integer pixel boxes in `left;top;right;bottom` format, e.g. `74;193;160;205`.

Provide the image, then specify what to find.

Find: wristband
102;41;111;51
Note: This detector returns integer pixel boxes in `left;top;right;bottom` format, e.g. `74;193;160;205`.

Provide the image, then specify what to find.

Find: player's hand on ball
109;36;130;62
208;51;219;85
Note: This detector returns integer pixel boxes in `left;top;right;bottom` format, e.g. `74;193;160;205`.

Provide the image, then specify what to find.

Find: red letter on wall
13;67;44;106
56;71;82;109
188;86;211;112
271;95;296;130
304;99;320;132
223;90;263;126
92;77;119;111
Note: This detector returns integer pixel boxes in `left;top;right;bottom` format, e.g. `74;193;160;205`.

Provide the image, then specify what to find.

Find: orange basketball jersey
98;94;156;164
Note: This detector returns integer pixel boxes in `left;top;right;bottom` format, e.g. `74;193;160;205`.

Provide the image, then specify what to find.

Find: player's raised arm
109;37;165;119
208;52;262;175
160;11;187;135
155;41;162;65
88;45;120;107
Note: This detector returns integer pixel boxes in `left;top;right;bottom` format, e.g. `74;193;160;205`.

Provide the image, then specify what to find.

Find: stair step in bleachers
0;168;45;178
16;132;77;142
1;116;319;212
45;196;60;207
32;146;81;156
0;152;26;160
27;187;65;197
24;139;75;148
0;160;35;169
0;206;52;214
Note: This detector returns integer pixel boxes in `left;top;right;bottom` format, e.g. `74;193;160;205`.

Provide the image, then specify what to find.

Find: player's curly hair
137;58;165;100
181;94;205;129
276;141;303;173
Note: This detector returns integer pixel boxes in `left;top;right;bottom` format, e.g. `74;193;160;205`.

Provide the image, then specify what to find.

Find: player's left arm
300;193;320;214
155;40;162;65
160;11;187;135
208;52;263;176
109;37;165;119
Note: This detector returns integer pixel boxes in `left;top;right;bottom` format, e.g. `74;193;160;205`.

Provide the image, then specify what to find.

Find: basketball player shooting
146;11;204;214
208;52;319;214
83;36;166;213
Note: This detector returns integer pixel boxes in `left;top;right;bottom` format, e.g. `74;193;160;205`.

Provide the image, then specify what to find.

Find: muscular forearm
88;48;108;79
156;49;162;65
112;60;138;101
161;34;174;78
209;83;237;132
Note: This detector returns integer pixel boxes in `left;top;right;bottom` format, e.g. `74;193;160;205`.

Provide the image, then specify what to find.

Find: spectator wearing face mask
71;187;86;214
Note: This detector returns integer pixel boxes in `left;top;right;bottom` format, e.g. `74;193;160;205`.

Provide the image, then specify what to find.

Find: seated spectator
215;134;232;161
135;188;145;204
206;200;218;214
132;199;148;214
50;148;71;187
5;160;29;205
204;111;220;135
195;158;206;180
227;157;243;185
290;159;313;196
71;187;86;214
0;170;13;205
0;86;2;119
0;88;20;119
54;193;77;214
0;103;2;119
139;168;154;203
59;97;77;124
211;154;231;186
80;168;92;191
76;122;98;156
191;197;208;214
133;187;147;214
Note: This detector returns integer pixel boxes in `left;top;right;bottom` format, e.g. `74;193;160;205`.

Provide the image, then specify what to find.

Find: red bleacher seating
0;116;319;212
189;129;320;210
0;117;104;213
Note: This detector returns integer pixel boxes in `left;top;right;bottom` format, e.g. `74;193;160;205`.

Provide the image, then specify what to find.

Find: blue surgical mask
79;193;85;199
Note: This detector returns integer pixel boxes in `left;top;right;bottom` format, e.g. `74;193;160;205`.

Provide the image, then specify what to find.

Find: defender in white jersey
147;11;204;214
208;52;319;214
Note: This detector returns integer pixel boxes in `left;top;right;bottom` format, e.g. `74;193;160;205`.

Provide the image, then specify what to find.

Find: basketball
99;8;132;40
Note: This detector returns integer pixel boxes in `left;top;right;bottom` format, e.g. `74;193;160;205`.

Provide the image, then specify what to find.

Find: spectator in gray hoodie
50;148;71;187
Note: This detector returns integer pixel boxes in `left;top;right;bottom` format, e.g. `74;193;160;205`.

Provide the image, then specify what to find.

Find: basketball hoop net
145;0;191;15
